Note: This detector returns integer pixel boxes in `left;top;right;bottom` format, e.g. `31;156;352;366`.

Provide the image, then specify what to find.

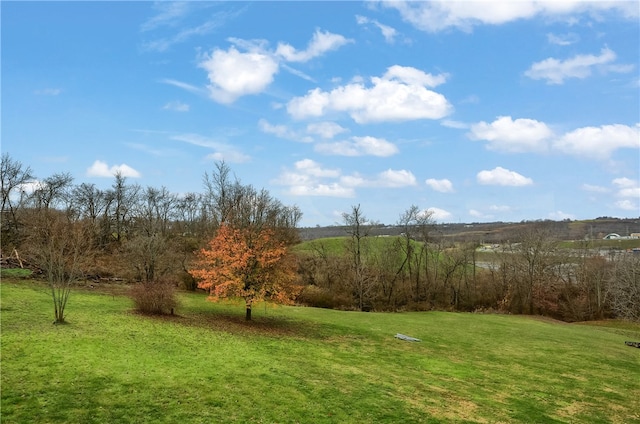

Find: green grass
293;236;423;258
2;280;639;423
293;236;350;256
0;268;33;278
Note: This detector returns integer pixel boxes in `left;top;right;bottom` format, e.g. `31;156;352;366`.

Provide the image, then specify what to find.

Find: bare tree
1;153;34;246
440;244;469;309
29;172;74;211
175;192;203;236
125;186;179;283
573;241;610;320
609;254;640;321
25;209;93;323
372;236;408;310
343;204;376;311
202;161;301;243
507;225;560;314
71;183;107;223
398;206;435;302
108;172;140;243
202;160;236;229
124;233;172;283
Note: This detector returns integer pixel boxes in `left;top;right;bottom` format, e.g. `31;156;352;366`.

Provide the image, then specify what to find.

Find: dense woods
2;153;639;322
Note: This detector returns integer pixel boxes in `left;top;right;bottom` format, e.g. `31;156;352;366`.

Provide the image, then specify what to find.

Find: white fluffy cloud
273;159;352;197
294;159;341;178
198;30;350;104
287;65;452;123
425;178;454;193
581;178;639;212
525;47;633;85
338;169;417;188
613;178;639;212
306;122;348;139
377;169;417;187
383;1;638;33
258;119;397;155
275;29;352;62
468;116;552;152
477;167;533;186
469;117;638;160
274;159;416;197
613;177;640;199
426;207;453;222
553;123;640;159
199;46;279;104
615;199;638;211
258;119;312;143
315;136;399;157
86;160;141;178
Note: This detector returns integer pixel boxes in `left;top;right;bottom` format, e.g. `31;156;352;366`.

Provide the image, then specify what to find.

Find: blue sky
3;1;639;227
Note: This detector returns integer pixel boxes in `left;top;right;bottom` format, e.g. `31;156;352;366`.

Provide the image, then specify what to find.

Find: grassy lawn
0;268;32;279
1;280;639;423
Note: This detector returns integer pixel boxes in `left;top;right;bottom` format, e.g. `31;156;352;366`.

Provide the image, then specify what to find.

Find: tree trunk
245;304;252;321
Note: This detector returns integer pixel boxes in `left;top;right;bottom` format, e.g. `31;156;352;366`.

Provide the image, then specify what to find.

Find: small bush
130;281;178;315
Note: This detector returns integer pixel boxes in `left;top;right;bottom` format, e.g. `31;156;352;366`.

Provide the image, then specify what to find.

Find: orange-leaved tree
190;223;300;320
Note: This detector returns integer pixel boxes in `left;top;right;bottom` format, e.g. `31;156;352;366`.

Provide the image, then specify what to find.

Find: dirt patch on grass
421;393;488;423
556;401;593;420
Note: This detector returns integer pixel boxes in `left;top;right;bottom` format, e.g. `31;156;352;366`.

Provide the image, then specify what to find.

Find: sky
2;1;639;227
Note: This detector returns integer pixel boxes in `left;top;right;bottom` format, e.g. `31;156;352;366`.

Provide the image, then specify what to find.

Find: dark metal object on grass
625;341;639;348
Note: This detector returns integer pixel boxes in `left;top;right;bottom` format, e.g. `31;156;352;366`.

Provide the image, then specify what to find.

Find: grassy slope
1;280;639;424
293;236;424;258
292;236;349;256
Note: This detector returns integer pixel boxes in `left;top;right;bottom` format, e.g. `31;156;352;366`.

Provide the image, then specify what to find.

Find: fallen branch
12;249;23;268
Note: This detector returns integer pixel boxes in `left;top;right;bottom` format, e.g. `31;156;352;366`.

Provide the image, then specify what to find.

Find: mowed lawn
1;280;639;424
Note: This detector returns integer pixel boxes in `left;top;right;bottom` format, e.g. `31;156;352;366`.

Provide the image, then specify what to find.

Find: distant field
294;235;640;259
292;236;348;256
293;236;423;257
2;280;639;423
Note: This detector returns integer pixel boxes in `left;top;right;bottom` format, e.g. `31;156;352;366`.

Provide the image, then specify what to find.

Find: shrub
130;281;178;315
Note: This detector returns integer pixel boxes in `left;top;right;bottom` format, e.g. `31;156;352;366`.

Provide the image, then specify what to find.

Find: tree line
2;153;638;322
299;204;639;322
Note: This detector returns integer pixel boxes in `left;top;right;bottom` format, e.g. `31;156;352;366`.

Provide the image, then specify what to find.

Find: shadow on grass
130;308;332;340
